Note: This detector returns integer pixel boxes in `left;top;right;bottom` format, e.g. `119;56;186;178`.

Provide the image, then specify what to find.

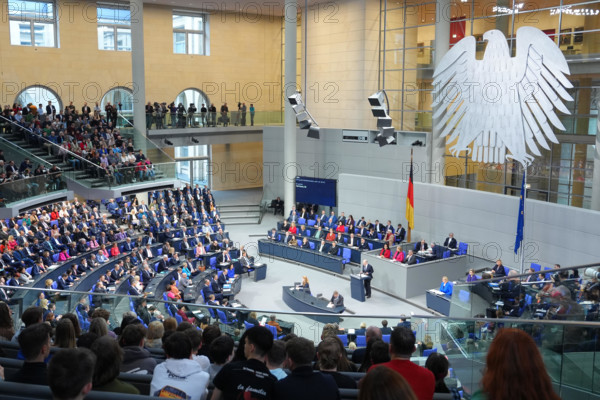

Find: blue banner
514;174;525;255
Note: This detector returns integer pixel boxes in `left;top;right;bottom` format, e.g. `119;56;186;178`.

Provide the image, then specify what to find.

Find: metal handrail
0;135;52;168
0;115;103;173
117;111;135;128
3;283;600;328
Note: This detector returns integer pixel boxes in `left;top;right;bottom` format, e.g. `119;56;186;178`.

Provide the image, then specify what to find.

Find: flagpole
520;164;528;275
407;148;413;243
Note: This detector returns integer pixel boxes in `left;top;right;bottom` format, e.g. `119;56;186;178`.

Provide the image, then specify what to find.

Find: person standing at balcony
200;103;207;127
241;103;247;126
145;102;154;130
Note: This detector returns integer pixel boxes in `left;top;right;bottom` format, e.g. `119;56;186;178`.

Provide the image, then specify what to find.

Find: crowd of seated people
2;101;155;186
465;260;596;321
270;207;466;266
0;304;461;400
0;154;63;201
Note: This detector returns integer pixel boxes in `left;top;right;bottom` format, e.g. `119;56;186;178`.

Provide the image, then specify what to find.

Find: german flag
406;149;414;231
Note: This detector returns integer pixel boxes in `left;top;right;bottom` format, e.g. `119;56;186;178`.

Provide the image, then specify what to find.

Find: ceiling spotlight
368;90;396;147
307;126;320;139
287;91;320;140
376;134;396;147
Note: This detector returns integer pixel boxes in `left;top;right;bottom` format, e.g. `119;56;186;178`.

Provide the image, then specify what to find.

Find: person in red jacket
379;243;391;259
369;327;435;400
288;222;297;235
392;246;405;262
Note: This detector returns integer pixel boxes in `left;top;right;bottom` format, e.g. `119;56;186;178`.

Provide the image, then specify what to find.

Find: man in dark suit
429;243;444;260
330;291;344;307
396;224;406;243
443;233;457;249
317;239;328;253
415;239;428;253
361;260;374;298
405;250;417;265
357;226;368;237
358;238;370;251
156;255;170;273
202;278;222;301
328;242;339;256
141;263;155;284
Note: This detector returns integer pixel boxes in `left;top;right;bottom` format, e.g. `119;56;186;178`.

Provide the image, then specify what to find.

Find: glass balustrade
0;172;66;206
121;110;284;130
447;263;600;324
2;282;600;398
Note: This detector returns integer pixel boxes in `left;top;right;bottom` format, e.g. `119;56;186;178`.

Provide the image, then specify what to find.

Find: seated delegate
378;243;391;259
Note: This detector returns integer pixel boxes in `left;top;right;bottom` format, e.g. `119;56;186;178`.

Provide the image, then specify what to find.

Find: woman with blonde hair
145;321;164;348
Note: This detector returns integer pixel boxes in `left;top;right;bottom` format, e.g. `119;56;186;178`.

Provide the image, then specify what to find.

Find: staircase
1;132;165;189
218;204;262;225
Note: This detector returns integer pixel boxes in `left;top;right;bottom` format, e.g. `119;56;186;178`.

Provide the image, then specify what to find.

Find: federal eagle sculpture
432;27;572;166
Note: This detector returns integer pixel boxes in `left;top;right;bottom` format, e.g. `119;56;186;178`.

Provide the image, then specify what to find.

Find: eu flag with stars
514;174;525;255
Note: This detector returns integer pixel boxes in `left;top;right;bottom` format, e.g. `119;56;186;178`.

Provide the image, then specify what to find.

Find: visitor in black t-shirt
212;326;277;400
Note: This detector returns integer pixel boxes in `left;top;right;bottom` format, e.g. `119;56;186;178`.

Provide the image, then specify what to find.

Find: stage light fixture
287;91;320;139
368;90;396;147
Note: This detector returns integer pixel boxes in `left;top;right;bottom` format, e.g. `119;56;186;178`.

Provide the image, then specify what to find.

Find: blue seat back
356;335;367;347
298;218;306;225
368;243;373;250
217;309;229;324
342;248;351;261
309;242;315;250
265;323;278;338
52;254;60;263
443;251;451;259
382;334;390;343
307;219;316;226
337;334;348;346
504;266;510;276
51;282;58;289
423;348;438;357
244;321;255;330
530;263;541;272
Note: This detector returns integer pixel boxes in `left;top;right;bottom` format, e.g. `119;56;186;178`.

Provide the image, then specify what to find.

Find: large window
101;87;133;114
174;88;210;110
8;0;57;47
97;3;131;51
15;85;62;111
173;13;207;55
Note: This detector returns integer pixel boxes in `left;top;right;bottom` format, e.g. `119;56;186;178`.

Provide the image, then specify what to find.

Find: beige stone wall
211;142;263;190
0;0;283;112
301;0;380;130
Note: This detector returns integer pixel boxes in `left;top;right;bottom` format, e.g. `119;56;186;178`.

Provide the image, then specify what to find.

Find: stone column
283;0;297;217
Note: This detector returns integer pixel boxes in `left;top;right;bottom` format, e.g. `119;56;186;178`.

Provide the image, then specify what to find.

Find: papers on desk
430;289;444;296
232;303;242;308
260;316;267;325
347;329;355;334
327;302;334;308
223;284;231;290
48;265;59;270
